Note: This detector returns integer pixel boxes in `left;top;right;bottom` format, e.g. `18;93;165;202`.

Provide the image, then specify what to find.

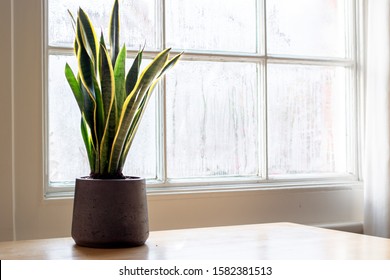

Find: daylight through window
46;0;359;190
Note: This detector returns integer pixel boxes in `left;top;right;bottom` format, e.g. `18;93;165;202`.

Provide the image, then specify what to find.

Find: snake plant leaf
80;83;97;151
125;50;142;96
108;48;171;174
157;52;183;79
78;40;95;97
74;37;79;56
65;63;83;112
77;37;99;154
93;72;105;144
99;104;117;174
78;8;98;65
99;31;107;50
99;44;115;120
68;9;76;30
114;45;127;119
65;1;181;178
109;0;120;66
81;114;96;172
77;27;95;99
67;10;79;55
98;45;117;174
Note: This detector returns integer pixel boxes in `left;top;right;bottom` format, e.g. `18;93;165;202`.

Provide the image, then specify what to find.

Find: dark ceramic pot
71;176;149;248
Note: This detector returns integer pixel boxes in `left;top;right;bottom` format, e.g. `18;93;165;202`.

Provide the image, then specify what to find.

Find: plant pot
71;176;149;248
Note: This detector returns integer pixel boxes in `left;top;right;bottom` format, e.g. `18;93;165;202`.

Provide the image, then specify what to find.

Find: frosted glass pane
267;0;347;57
48;0;156;50
166;61;259;179
48;55;88;181
48;55;157;183
166;0;257;53
267;64;347;176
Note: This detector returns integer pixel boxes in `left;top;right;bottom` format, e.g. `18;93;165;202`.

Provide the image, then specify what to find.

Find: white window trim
45;0;364;197
0;0;365;241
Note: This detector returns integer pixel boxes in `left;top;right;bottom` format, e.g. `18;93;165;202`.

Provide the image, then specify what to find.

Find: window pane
48;55;88;181
47;0;356;187
166;0;257;53
48;0;157;50
48;55;157;183
267;0;347;57
267;64;347;176
166;61;259;179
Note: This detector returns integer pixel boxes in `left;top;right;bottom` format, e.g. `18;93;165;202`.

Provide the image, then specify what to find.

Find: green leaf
157;52;183;78
109;0;120;66
99;106;117;174
77;28;95;98
93;73;105;145
78;44;95;94
98;45;117;174
108;48;171;174
99;44;115;120
78;8;98;65
65;63;83;112
99;31;106;50
81;114;96;172
77;38;98;152
114;45;127;119
67;9;77;31
67;10;79;55
126;50;142;96
79;83;96;146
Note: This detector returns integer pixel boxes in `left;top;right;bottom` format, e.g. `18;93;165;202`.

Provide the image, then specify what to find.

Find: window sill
45;176;363;199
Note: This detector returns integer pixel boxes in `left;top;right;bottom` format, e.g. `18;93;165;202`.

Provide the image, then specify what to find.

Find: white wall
0;0;364;242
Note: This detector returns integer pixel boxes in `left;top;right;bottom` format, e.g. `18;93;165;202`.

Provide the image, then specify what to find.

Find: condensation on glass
48;0;157;50
267;0;347;58
267;64;347;176
165;0;257;53
166;61;259;178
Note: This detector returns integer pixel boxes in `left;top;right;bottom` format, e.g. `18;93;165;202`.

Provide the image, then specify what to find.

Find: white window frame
45;0;364;197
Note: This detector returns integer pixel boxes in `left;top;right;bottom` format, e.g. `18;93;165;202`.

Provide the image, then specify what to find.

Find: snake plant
65;0;181;179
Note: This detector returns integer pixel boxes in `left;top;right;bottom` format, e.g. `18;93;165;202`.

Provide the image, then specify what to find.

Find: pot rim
76;176;144;182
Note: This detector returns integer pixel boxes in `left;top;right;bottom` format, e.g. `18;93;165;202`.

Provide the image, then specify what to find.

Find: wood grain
1;223;390;260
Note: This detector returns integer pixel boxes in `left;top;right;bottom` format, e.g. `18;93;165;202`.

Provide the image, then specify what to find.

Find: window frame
44;0;364;197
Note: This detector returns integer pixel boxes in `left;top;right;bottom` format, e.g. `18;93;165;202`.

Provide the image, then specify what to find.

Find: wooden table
1;223;390;260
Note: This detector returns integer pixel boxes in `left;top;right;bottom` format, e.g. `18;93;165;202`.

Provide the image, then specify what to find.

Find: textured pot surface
71;177;149;248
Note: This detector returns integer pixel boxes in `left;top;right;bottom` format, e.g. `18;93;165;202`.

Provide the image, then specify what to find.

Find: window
46;0;361;193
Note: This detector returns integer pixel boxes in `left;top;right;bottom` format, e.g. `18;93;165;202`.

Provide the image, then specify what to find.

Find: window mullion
155;0;167;183
260;0;268;179
257;0;266;55
346;0;360;179
343;0;358;178
157;0;165;50
258;61;268;179
267;56;355;66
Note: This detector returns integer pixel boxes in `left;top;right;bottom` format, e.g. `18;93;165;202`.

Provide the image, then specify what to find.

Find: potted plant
64;0;181;248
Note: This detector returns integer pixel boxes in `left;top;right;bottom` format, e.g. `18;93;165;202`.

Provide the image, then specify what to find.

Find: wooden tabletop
1;223;390;260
